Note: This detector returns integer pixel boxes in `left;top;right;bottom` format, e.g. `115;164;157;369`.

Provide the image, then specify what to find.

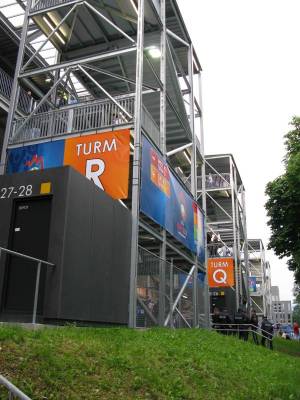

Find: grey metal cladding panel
60;168;131;324
86;183;131;324
109;201;131;323
59;169;95;320
88;185;127;324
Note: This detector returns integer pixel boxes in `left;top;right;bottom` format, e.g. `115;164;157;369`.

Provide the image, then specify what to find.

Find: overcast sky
177;0;299;301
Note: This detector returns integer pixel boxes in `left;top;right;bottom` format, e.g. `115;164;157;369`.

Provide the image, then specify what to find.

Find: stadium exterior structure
201;154;250;313
247;239;272;321
0;0;209;328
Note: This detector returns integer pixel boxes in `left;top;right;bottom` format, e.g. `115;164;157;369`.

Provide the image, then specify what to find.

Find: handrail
0;375;31;400
0;247;55;324
0;247;54;266
10;96;160;147
211;323;274;339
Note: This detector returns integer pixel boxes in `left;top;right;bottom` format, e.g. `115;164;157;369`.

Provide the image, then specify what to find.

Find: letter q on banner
64;129;130;199
207;257;235;288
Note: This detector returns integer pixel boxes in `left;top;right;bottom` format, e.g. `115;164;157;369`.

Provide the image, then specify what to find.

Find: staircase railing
0;247;55;324
10;96;160;147
0;67;32;114
211;323;274;347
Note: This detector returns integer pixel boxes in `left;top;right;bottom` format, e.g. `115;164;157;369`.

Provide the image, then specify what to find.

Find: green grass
0;326;299;400
273;337;300;357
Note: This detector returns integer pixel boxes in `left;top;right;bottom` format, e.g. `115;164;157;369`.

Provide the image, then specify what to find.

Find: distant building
271;286;280;304
271;286;292;324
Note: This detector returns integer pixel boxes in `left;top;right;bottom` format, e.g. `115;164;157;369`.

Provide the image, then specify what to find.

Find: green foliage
293;304;300;325
265;116;300;283
0;326;300;400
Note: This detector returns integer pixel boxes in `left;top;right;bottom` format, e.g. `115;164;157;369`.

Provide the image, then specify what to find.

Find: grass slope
0;326;299;400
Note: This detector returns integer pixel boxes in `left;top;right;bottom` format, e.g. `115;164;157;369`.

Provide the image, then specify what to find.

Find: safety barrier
136;246;200;329
211;323;274;348
0;67;32;114
10;96;160;146
0;375;31;400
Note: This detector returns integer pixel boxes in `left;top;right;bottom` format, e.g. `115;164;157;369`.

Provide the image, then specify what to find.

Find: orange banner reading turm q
63;129;130;199
208;257;235;288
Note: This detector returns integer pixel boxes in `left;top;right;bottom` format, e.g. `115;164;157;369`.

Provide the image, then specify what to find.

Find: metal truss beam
82;63;159;92
166;28;189;47
206;192;233;221
83;1;136;44
19;46;137;78
167;38;191;99
78;65;133;120
158;0;167;327
14;68;71;138
129;0;144;328
167;142;192;157
0;0;33;174
230;160;240;309
164;265;195;326
23;3;79;70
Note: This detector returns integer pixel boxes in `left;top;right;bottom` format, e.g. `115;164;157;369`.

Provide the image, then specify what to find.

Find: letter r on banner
86;159;105;189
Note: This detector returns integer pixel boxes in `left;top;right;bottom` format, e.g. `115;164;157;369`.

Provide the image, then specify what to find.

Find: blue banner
179;272;206;288
249;277;257;293
7;141;65;173
141;136;205;262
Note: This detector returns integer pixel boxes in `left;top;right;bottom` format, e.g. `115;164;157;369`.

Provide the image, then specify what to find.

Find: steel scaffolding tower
1;0;208;328
201;154;250;313
247;239;272;320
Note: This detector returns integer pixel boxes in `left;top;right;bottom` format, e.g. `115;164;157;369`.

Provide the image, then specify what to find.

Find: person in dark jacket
234;308;249;340
261;316;274;350
219;309;232;335
212;307;221;332
250;309;259;344
207;231;212;256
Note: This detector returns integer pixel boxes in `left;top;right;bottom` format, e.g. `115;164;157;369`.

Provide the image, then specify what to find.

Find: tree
293;299;300;324
265;117;300;283
293;286;300;324
293;305;300;324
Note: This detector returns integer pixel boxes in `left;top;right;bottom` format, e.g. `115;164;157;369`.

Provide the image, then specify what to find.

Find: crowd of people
277;321;299;340
212;307;274;349
207;232;233;257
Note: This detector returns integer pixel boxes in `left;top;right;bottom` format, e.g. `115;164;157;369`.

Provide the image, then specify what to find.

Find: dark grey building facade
0;166;131;325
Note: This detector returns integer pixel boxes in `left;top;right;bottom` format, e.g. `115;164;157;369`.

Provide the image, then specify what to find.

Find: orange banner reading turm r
64;129;130;199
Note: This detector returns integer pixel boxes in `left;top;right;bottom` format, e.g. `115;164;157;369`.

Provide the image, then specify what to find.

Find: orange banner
208;258;235;288
64;129;130;199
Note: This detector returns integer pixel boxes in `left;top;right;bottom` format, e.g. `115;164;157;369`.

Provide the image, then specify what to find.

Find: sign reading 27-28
7;130;130;200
